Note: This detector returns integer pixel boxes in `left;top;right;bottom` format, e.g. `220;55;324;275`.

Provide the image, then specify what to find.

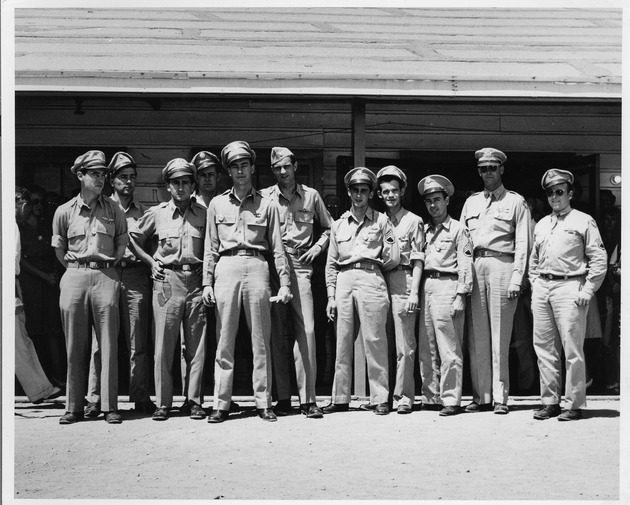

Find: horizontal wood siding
15;95;621;206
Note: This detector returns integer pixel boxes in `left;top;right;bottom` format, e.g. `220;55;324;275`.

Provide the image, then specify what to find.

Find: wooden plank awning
11;7;622;98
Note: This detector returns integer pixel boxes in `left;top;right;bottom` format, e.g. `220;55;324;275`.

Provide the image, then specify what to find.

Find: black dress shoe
152;407;169;421
420;403;443;412
179;400;191;416
59;411;84;425
533;404;561;420
439;405;463;416
274;399;292;416
374;403;389;415
230;401;241;413
84;402;101;418
104;411;122;424
190;403;206;420
258;408;278;422
397;404;412;415
207;409;229;423
558;408;582;421
464;402;492;413
300;403;324;418
322;403;349;414
493;403;509;415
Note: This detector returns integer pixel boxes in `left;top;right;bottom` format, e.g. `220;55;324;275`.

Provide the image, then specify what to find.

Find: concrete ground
8;395;623;501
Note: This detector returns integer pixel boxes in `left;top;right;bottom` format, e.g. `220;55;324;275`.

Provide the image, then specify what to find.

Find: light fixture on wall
610;175;621;185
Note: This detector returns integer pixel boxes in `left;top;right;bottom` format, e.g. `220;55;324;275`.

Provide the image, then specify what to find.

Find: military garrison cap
270;147;294;168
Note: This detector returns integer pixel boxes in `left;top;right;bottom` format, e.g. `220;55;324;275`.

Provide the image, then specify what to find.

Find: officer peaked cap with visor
417;175;455;198
376;165;407;189
191;151;221;173
71;150;107;174
475;147;507;167
541;169;574;190
107;151;137;178
344;167;377;190
221;141;256;170
162;158;196;182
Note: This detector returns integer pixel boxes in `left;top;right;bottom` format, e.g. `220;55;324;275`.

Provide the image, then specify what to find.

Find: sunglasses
479;165;499;173
546;188;566;197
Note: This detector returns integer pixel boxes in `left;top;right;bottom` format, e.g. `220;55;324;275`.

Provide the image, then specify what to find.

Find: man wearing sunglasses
460;148;531;415
52;150;128;424
529;169;607;421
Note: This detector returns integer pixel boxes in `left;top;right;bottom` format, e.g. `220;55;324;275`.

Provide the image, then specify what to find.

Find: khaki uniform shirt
114;198;147;264
52;193;128;262
424;215;474;295
326;207;400;297
260;184;333;252
529;208;608;298
460;184;531;286
203;187;290;287
129;199;206;266
389;207;425;266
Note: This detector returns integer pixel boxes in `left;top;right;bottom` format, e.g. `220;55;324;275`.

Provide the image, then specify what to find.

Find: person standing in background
261;147;333;419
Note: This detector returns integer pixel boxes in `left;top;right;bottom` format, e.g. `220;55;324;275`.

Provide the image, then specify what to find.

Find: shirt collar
390;207;406;226
75;193;105;210
228;186;259;204
347;207;376;224
428;214;452;232
273;183;304;202
484;184;506;199
167;198;201;217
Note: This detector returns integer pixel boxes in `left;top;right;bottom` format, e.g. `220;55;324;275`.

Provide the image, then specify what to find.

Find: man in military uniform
530;169;607;421
86;152;155;417
375;166;424;414
323;167;400;415
261;147;333;419
52;150;128;424
460;148;531;414
202;141;292;423
418;175;474;416
191;150;222;208
129;158;208;422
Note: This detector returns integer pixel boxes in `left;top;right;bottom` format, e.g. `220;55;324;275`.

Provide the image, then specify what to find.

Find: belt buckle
182;264;192;271
120;260;127;268
88;261;98;269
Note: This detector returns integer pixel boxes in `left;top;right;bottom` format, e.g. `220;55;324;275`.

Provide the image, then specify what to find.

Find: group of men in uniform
49;143;607;425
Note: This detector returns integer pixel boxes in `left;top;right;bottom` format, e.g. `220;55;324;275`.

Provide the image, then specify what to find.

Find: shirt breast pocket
94;221;115;237
67;224;86;248
493;212;514;234
158;228;180;256
246;215;268;243
436;237;453;252
295;211;314;232
215;214;237;243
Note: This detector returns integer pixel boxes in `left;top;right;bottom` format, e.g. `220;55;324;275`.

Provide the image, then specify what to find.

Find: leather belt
341;261;379;272
394;264;412;271
424;270;458;279
67;261;113;269
220;249;262;257
163;264;197;271
539;273;584;281
474;248;515;259
284;246;309;256
118;260;145;269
